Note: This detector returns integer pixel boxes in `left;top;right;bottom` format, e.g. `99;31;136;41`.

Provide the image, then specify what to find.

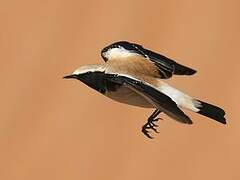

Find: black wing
132;43;196;79
104;74;193;124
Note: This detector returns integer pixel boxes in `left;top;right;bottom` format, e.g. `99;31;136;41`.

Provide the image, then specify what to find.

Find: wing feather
105;74;193;124
132;43;196;78
101;41;196;79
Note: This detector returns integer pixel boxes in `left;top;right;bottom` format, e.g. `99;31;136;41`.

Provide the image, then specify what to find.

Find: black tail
174;63;197;75
197;100;226;124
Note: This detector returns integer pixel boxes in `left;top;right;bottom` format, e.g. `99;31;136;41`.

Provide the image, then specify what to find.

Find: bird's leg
142;109;162;139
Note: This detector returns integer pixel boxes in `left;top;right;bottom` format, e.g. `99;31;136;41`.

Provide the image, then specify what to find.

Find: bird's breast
104;84;153;108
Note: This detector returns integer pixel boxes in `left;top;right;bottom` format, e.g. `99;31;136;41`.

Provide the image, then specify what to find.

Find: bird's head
101;41;144;61
63;65;106;93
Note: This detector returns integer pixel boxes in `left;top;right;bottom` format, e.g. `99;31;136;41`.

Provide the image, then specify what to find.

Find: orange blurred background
1;0;240;179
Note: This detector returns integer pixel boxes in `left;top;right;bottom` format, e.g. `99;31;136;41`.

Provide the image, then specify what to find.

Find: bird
64;41;226;138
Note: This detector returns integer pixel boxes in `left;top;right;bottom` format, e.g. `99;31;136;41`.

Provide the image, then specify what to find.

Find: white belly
104;85;153;108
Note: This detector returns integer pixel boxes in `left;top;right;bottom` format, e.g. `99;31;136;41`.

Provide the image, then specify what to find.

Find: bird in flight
64;41;226;138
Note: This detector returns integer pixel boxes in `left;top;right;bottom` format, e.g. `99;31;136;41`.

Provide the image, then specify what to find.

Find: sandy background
1;0;240;179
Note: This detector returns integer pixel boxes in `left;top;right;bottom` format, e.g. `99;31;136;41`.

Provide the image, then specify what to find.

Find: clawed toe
141;109;162;139
142;127;153;139
151;126;159;133
142;118;161;138
152;117;162;122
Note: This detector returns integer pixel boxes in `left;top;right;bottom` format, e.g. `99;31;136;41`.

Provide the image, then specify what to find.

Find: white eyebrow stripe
72;65;105;75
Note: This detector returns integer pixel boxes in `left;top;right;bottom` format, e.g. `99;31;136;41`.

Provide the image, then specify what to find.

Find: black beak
63;74;78;79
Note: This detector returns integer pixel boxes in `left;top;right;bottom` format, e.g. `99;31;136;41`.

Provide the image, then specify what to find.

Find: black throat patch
77;72;122;94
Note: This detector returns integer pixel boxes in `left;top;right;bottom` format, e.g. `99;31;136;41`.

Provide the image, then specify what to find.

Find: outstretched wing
132;43;196;78
104;74;193;124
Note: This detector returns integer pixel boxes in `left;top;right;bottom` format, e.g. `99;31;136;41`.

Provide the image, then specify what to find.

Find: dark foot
142;109;162;139
142;117;162;138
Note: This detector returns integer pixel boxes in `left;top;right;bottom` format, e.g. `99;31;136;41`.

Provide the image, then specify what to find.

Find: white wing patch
103;47;140;60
